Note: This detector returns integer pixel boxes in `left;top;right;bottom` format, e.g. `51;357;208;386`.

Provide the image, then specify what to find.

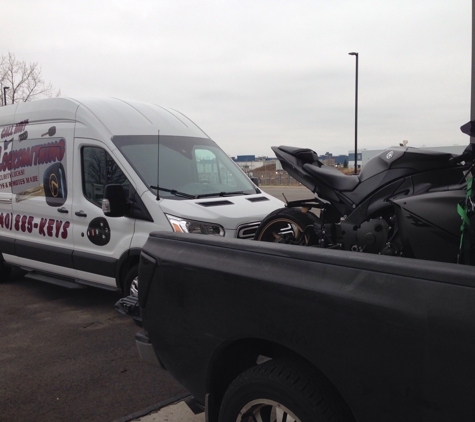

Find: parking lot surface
0;269;186;422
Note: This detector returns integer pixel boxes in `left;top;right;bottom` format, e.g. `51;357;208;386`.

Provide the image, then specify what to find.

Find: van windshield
111;135;258;199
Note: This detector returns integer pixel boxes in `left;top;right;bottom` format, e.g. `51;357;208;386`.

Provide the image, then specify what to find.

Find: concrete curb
113;392;192;422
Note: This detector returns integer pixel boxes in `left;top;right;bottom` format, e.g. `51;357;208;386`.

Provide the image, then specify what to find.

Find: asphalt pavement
0;268;186;422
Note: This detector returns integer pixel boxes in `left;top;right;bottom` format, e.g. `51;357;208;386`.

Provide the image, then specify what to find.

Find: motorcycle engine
343;218;390;254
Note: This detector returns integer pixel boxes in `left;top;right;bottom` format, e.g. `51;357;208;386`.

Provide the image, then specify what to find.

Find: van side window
82;147;129;207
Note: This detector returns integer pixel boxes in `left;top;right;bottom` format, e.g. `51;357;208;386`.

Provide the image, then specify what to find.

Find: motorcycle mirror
460;120;475;136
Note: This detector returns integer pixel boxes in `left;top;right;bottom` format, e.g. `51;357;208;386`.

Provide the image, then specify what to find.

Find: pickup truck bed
136;231;475;422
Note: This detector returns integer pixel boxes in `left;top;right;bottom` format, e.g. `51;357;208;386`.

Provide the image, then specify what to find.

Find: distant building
347;152;363;170
231;155;279;176
320;152;349;166
232;155;275;162
233;155;256;162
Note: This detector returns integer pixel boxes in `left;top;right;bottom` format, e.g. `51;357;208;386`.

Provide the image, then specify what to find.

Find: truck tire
254;208;319;245
123;265;139;297
219;359;352;422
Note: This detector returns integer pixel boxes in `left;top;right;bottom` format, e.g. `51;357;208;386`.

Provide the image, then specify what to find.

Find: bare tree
0;52;59;105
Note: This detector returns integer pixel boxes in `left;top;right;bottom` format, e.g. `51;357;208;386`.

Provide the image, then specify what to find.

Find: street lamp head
2;86;10;106
348;52;358;56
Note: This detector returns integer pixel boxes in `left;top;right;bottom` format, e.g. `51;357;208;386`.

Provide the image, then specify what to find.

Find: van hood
158;194;283;229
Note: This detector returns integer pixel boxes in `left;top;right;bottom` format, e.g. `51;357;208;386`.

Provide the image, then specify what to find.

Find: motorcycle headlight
165;214;225;236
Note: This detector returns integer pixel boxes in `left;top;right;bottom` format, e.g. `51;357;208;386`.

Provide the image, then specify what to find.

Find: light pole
348;52;358;174
3;86;9;106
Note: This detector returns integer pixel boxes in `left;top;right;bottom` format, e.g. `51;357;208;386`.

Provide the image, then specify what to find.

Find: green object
458;177;474;264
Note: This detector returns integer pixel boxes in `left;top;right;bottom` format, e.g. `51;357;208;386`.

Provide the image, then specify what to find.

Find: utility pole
348;52;359;174
3;87;9;106
471;0;475;139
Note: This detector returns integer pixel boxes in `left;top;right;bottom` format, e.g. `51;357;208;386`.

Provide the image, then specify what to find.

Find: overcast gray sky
3;0;471;157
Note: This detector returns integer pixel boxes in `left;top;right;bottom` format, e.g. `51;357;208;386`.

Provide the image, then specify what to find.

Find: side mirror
461;120;475;137
250;176;260;186
102;184;128;217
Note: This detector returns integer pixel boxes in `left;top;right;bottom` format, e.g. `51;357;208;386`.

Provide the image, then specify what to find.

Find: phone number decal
0;212;70;239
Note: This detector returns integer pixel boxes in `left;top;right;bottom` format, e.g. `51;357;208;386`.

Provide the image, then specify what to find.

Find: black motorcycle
254;121;475;264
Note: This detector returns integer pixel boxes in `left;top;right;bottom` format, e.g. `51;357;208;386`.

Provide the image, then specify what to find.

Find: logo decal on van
87;217;111;246
0;119;28;139
42;126;56;137
0;132;68;208
43;162;67;207
49;174;59;197
0;139;66;172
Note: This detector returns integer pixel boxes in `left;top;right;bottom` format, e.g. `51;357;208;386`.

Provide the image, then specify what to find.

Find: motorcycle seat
278;146;321;166
303;163;359;192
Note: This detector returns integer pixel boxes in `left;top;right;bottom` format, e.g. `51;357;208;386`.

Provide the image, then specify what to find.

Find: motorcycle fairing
344;166;468;222
344;147;461;206
360;147;455;182
391;190;465;263
271;146;321;193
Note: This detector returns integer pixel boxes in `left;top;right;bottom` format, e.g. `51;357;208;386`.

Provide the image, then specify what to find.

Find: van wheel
123;265;142;326
123;265;139;297
219;359;353;422
0;257;12;282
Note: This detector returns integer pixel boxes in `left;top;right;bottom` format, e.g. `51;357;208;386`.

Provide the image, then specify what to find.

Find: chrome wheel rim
130;276;139;297
258;219;305;244
237;399;300;422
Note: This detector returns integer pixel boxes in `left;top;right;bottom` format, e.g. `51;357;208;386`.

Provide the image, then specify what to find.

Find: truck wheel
219;359;351;422
123;265;139;297
254;208;319;245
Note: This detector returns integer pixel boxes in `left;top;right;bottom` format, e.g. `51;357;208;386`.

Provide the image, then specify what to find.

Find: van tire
123;265;139;297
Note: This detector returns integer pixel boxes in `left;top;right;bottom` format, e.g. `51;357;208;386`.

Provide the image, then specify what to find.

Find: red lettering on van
55;220;63;238
47;219;55;237
61;221;70;239
39;218;47;236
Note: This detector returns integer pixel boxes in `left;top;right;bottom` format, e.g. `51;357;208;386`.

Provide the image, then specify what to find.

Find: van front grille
236;222;261;239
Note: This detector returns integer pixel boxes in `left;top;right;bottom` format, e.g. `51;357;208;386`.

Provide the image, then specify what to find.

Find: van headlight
166;214;225;236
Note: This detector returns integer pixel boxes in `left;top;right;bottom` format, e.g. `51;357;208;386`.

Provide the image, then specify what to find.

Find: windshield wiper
150;186;197;199
196;190;249;199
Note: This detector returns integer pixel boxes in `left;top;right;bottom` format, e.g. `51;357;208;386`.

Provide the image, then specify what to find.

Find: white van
0;98;282;295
